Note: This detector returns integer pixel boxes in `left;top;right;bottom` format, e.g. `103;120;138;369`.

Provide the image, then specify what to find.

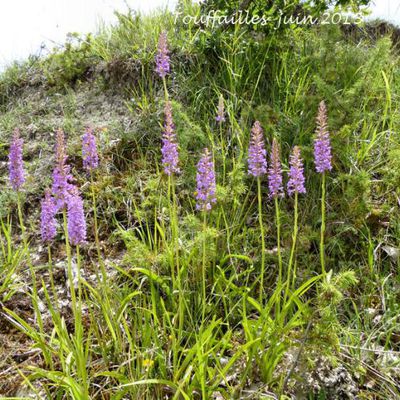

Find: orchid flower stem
201;211;207;323
275;196;282;315
220;123;226;185
257;177;265;305
162;76;169;101
285;192;298;306
76;245;82;323
90;173;107;285
47;244;58;304
63;208;77;328
17;192;44;333
170;174;184;335
320;172;326;277
167;175;176;290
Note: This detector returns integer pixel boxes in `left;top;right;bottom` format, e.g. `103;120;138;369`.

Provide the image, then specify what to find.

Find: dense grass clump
1;3;400;399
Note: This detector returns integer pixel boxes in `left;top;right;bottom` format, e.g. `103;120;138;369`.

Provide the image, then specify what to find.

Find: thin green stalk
170;175;178;258
320;172;326;277
90;174;121;351
17;192;44;333
257;178;265;304
167;175;176;290
275;196;282;314
76;245;82;322
75;244;89;400
148;209;160;325
201;212;207;323
90;174;107;284
284;192;298;305
0;219;6;261
219;123;226;185
63;209;77;322
162;76;169;100
170;174;185;336
17;192;32;269
47;245;58;305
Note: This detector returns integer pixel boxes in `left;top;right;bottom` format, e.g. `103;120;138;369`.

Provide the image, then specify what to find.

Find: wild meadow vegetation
1;1;400;398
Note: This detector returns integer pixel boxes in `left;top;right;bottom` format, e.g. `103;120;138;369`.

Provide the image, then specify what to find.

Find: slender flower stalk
62;208;75;311
81;127;107;283
9;128;25;191
16;190;45;336
314;100;332;277
74;243;89;398
248;121;268;302
161;101;180;176
257;178;265;304
196;148;216;322
62;206;84;373
168;172;184;335
216;95;227;182
201;211;207;323
285;146;306;301
268;138;284;311
320;173;327;276
47;243;58;306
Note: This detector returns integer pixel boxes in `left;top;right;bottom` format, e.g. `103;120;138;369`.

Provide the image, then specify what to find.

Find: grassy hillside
1;3;400;399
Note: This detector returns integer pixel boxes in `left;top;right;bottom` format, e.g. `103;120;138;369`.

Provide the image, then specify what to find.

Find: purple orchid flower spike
248;121;267;177
9;128;25;191
155;31;170;79
287;146;306;195
67;189;87;246
82;127;99;172
196;148;217;212
268;138;284;198
161;101;180;175
314;100;332;173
